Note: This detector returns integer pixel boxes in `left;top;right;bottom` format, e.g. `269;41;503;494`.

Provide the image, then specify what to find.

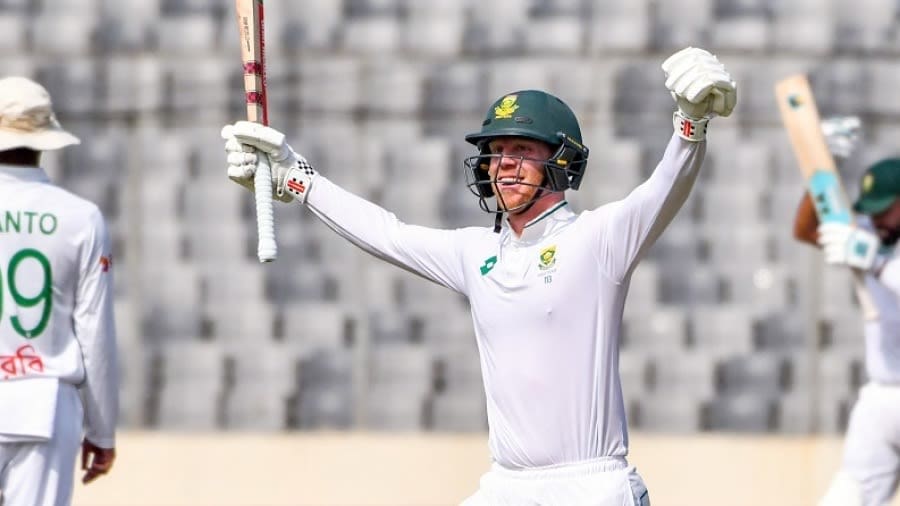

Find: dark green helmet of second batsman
464;89;589;203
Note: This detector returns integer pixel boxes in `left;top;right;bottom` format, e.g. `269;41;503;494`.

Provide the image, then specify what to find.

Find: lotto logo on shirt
479;255;497;276
100;255;112;272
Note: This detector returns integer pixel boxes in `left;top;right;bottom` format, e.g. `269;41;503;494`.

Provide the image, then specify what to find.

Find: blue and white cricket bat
775;74;878;320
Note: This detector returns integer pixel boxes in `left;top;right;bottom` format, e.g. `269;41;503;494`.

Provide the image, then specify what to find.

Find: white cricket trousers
461;456;650;506
0;383;83;506
820;382;900;506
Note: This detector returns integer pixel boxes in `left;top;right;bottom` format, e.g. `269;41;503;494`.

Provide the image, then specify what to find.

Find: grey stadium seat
423;63;486;114
298;57;362;114
30;13;96;55
634;394;706;433
820;315;866;350
154;341;227;429
651;0;713;50
704;394;778;432
709;15;770;53
365;385;429;430
777;392;816;434
204;299;278;343
153;14;219;55
770;11;834;55
524;17;585;55
622;305;689;352
280;301;351;349
647;351;716;399
368;344;434;397
340;17;401;55
0;14;27;52
429;390;487;432
715;354;790;397
688;304;755;357
588;0;650;53
360;60;423;115
223;343;304;430
294;348;355;428
833;0;894;53
402;15;463;56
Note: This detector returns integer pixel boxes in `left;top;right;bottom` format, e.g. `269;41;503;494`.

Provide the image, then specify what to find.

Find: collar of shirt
502;200;574;246
0;164;49;183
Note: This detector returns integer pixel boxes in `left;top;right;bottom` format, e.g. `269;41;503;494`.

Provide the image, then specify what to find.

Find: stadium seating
623;305;689;352
705;394;778;432
588;1;650;53
634;393;705;433
429;389;488;431
154;340;227;429
223;342;302;430
15;0;895;435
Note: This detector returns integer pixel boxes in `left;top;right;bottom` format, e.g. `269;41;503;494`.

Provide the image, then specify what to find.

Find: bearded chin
882;229;900;247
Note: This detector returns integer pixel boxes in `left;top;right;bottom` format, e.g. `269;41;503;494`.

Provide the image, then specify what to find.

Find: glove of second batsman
221;121;318;204
820;115;862;160
817;222;881;271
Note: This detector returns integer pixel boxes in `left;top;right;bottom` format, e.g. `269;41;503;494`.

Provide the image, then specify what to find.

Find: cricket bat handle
853;271;878;321
254;154;277;262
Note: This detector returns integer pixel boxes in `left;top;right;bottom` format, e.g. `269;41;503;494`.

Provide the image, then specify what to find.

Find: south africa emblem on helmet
862;173;875;194
494;94;519;119
538;245;557;270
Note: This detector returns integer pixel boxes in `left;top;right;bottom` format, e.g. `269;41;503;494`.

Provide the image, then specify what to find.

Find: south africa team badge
494;94;519;119
538;245;557;284
539;245;557;270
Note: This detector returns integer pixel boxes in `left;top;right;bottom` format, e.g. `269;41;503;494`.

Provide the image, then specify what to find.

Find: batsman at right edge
222;47;736;505
795;151;900;506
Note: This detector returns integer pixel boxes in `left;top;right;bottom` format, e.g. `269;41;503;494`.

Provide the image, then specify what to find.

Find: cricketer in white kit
797;157;900;506
0;77;118;506
223;47;736;505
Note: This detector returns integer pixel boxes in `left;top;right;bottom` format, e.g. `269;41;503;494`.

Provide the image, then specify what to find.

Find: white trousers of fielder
461;456;649;506
820;382;900;506
0;383;83;506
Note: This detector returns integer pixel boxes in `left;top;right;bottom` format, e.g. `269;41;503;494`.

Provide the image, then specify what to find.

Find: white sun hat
0;76;80;152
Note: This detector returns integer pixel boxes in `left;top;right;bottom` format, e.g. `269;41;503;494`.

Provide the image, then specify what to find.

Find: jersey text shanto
0;210;58;235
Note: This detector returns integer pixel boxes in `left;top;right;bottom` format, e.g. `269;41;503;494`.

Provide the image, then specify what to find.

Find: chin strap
493;183;553;233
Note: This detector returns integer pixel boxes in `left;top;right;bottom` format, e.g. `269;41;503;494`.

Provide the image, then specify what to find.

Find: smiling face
485;137;553;213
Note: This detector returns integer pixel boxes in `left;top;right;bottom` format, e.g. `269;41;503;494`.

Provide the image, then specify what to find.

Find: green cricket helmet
854;158;900;215
463;90;589;205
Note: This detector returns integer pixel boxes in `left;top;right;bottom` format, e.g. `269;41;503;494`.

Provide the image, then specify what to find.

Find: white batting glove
222;133;293;202
221;121;318;204
663;47;736;142
821;115;862;160
817;222;881;271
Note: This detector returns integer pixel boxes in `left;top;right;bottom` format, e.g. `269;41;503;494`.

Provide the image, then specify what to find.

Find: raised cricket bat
235;0;276;262
775;74;878;320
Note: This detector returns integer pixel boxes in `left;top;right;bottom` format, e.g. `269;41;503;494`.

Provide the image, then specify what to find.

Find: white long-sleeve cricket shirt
859;217;900;384
306;134;705;468
0;165;118;447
